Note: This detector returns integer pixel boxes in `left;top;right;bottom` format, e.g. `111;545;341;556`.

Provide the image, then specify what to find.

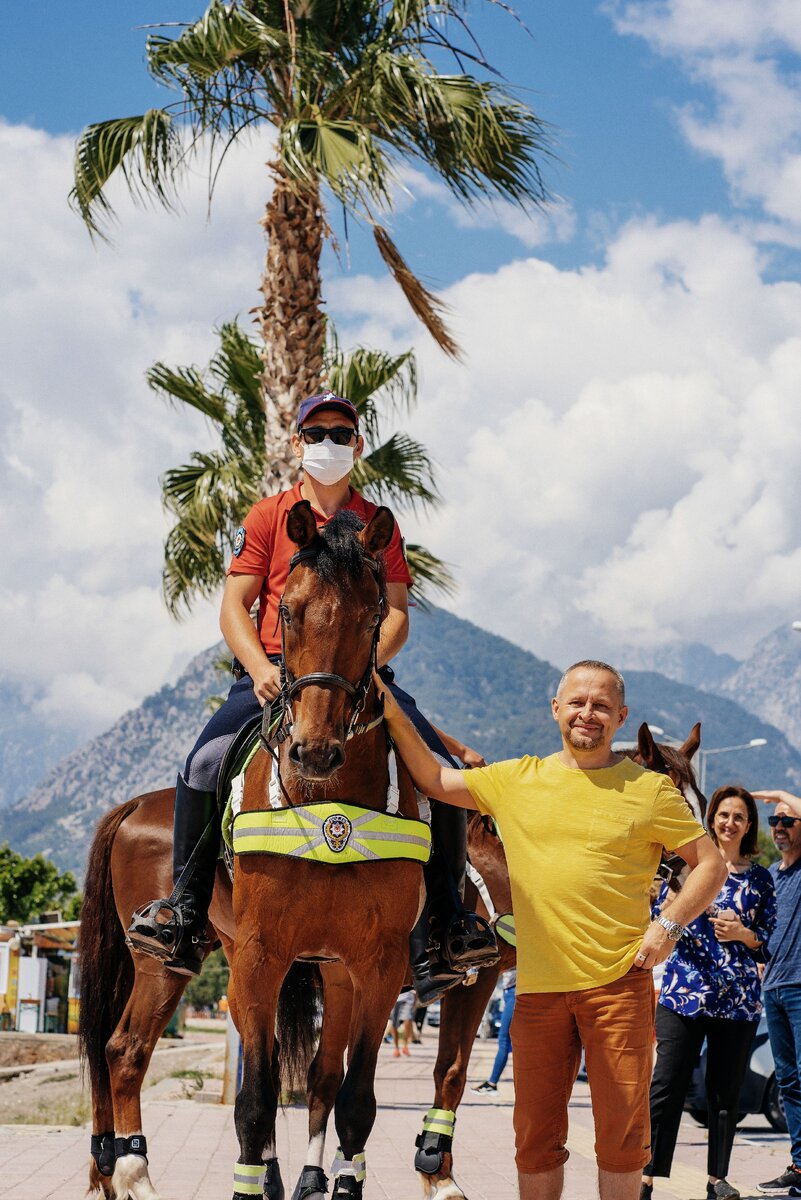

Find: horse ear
360;506;395;557
286;500;318;550
679;722;701;762
638;722;667;772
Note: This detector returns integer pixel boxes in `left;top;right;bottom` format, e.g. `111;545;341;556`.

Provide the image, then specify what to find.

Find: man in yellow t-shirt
378;659;726;1200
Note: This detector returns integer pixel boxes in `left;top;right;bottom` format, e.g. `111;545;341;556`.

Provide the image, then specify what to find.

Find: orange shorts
511;966;655;1175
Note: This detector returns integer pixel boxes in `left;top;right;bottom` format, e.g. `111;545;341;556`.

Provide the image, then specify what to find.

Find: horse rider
127;392;497;1001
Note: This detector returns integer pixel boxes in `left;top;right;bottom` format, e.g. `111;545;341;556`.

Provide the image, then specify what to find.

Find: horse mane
309;510;387;601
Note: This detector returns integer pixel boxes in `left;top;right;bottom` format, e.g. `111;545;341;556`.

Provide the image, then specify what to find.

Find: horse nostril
288;742;302;765
329;745;345;772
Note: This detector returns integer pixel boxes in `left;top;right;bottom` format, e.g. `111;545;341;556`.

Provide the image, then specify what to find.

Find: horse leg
232;949;285;1200
288;963;353;1200
330;955;407;1199
89;1085;116;1198
417;965;502;1200
107;960;188;1200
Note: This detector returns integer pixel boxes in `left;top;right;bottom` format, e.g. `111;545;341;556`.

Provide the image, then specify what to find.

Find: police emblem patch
233;526;246;557
322;813;352;853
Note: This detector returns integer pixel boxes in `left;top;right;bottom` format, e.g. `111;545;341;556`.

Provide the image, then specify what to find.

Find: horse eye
280;604;292;626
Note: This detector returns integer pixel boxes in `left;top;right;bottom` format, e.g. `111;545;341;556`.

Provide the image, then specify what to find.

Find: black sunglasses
300;426;357;446
768;815;801;828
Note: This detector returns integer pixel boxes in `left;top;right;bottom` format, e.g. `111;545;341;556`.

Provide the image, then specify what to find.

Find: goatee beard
567;728;602;751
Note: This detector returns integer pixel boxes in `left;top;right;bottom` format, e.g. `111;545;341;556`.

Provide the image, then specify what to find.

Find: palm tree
71;0;550;490
153;319;453;615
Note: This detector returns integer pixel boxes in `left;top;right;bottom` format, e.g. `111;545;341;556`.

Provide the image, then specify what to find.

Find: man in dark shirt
752;790;801;1195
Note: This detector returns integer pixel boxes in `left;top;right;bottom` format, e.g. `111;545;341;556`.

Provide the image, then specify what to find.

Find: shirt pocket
588;808;634;854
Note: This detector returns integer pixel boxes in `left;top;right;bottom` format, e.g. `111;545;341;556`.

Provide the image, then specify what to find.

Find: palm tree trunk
258;163;326;494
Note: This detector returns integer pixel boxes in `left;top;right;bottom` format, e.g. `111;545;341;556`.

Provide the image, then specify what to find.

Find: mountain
0;678;80;810
715;625;801;753
2;607;800;878
617;643;741;692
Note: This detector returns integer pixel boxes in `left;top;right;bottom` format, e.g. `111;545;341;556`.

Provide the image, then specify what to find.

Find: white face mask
302;439;355;485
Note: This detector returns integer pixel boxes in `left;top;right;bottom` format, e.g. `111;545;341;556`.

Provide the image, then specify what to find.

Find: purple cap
296;392;359;430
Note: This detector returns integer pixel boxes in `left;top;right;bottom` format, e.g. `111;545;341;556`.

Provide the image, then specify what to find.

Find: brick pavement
0;1037;792;1200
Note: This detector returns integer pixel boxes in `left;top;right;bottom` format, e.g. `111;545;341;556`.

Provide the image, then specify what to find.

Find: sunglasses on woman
300;426;357;446
767;815;801;828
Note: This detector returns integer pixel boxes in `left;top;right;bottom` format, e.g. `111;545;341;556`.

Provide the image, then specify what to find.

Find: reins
260;544;386;804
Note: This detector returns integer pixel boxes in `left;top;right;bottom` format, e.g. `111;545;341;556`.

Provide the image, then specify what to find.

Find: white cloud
333;213;801;665
5;109;801;741
604;1;801;237
394;166;576;250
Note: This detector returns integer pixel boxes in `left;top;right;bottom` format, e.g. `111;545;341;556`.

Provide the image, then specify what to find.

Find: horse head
632;720;706;823
281;499;394;781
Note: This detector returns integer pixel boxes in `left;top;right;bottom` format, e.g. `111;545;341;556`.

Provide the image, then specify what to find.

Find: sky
3;0;801;739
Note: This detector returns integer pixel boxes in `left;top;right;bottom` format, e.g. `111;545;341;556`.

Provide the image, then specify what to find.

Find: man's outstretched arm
376;674;478;810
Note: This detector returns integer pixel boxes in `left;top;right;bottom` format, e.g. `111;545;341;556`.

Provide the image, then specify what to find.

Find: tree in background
184;946;230;1011
0;844;79;924
755;828;780;868
152;320;453;614
71;0;550;489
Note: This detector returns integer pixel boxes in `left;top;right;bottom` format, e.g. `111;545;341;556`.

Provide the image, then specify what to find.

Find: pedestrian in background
641;785;776;1200
750;789;801;1196
389;989;416;1057
472;968;517;1094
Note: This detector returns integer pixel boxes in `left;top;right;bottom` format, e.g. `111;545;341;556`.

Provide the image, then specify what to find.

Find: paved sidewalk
0;1037;792;1199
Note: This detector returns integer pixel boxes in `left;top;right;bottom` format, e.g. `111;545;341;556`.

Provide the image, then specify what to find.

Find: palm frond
147;0;276;86
162;521;227;617
325;339;417;445
404;542;456;608
280;117;393;208
352;432;439;510
147;362;228;424
70;110;183;238
373;226;459;359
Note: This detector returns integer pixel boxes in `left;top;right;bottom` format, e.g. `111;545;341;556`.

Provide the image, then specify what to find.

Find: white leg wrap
307;1130;326;1169
430;1179;466;1200
330;1149;366;1182
112;1155;162;1200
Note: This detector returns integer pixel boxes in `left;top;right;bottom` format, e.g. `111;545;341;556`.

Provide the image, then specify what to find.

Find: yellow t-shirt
463;753;704;994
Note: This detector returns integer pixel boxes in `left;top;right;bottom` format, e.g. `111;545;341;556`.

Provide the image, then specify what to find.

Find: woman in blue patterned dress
641;785;777;1200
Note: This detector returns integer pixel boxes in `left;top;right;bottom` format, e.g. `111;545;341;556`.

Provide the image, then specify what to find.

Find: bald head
557;660;626;705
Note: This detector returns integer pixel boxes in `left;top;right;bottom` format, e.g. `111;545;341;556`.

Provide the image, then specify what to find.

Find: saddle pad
232;802;431;865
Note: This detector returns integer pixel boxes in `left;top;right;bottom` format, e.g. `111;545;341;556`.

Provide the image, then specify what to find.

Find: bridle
265;545;386;758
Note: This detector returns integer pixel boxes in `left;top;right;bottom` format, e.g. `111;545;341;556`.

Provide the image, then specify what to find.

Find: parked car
423;986;504;1038
478;987;503;1039
425;1000;441;1029
685;1014;787;1132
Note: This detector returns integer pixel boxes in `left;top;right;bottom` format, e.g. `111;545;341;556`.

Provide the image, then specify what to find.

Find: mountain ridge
2;606;800;879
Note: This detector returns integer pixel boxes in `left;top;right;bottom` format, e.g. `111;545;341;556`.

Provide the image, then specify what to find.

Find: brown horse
412;720;706;1200
78;502;427;1200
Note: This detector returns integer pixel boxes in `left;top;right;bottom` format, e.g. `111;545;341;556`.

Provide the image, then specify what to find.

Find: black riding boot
126;775;219;976
411;800;498;1006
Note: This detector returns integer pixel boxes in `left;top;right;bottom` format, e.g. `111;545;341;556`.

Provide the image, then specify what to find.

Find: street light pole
696;738;768;795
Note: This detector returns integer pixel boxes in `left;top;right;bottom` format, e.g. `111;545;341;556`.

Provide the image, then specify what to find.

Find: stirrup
127;898;185;957
437;912;499;971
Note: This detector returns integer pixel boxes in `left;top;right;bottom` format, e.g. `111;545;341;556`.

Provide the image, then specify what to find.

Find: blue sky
3;1;801;735
1;0;732;276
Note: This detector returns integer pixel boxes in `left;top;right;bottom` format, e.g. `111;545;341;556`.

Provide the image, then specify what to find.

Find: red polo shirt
227;481;412;656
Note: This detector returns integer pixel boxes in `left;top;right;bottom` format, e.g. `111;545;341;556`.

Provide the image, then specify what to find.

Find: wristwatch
655;915;685;942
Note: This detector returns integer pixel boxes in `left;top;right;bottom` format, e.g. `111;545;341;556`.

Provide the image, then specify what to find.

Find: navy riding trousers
183;662;455;793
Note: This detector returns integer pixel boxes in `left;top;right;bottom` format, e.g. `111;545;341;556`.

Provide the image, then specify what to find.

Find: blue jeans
489;986;516;1084
764;985;801;1166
